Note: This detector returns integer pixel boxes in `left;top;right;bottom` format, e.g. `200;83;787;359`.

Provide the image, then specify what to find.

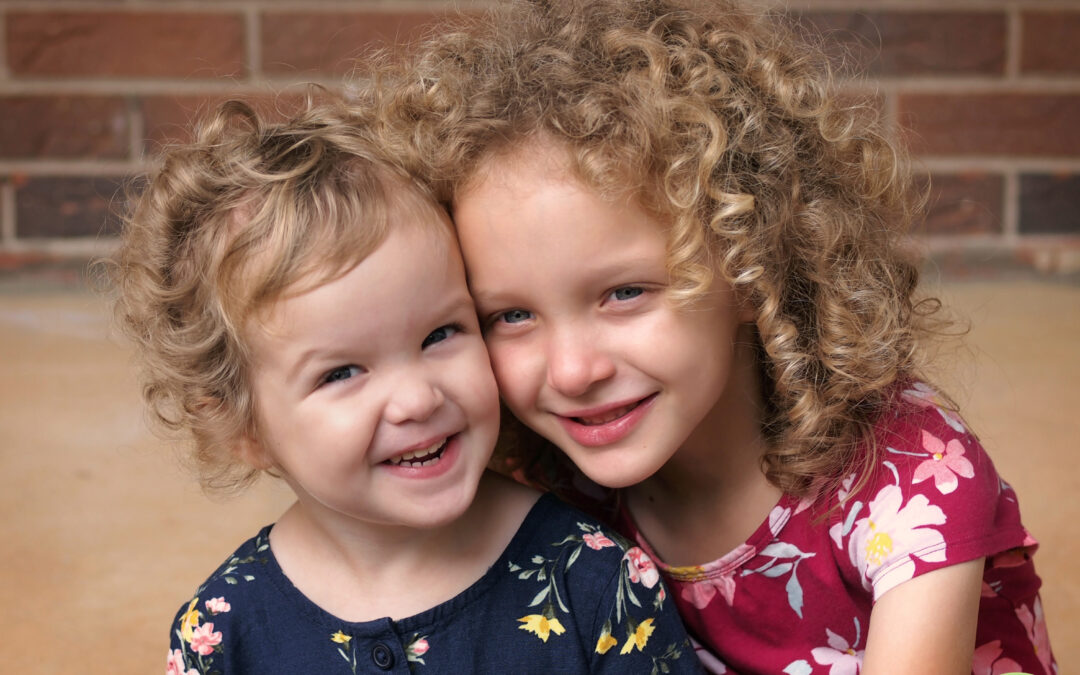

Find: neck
270;472;536;621
625;324;783;565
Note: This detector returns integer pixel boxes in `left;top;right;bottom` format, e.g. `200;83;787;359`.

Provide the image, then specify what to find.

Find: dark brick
261;11;445;75
15;175;127;238
1019;174;1080;235
7;11;245;78
0;96;128;159
920;173;1004;236
899;94;1080;157
1021;12;1080;75
798;11;1005;77
140;93;319;151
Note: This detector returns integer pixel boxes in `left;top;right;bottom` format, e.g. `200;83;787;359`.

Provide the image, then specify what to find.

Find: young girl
365;0;1057;672
110;96;698;674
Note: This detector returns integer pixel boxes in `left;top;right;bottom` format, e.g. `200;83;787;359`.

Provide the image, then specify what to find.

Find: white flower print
809;619;865;675
843;484;947;599
901;382;966;433
741;542;816;618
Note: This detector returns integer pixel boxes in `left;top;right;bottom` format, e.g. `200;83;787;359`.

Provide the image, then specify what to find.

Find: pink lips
556;394;657;447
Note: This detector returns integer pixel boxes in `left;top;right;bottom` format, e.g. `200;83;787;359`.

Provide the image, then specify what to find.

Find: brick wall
2;0;1079;273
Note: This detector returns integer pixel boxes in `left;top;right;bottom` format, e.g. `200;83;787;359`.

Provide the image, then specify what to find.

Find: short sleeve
828;386;1033;602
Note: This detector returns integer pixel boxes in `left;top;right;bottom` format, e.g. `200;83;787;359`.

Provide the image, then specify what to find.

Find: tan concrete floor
1;277;1076;673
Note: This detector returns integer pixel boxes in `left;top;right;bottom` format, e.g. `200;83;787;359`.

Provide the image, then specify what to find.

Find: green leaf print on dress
508;520;687;672
168;532;269;675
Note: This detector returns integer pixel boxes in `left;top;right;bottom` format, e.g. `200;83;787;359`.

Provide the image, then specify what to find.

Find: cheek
485;340;542;408
449;348;502;418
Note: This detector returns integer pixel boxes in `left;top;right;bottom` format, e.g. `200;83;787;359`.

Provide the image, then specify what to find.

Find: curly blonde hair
108;95;442;493
360;0;948;499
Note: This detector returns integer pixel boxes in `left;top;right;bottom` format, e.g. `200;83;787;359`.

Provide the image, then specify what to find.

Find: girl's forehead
468;137;573;190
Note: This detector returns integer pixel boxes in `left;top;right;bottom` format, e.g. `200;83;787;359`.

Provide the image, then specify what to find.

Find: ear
233;431;276;471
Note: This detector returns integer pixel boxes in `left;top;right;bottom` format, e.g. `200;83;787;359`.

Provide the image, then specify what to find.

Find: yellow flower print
179;598;201;643
619;618;656;654
518;614;566;642
330;631;351;644
596;631;618;654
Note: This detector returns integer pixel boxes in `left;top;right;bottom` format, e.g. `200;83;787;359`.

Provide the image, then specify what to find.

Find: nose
383;368;445;425
545;326;615;397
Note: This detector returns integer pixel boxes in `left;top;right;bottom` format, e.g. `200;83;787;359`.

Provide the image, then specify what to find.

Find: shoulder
827;384;1032;600
505;493;663;621
508;495;694;665
168;527;276;670
870;382;1004;500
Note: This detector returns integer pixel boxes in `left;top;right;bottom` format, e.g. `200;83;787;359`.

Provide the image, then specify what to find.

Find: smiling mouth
570;395;656;426
385;437;450;467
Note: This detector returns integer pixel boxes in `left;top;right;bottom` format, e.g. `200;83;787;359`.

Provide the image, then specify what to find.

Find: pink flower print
410;638;429;657
913;430;974;495
188;622;222;656
166;648;197;675
204;597;231;615
624;547;660;588
845;484;946;599
1016;596;1054;674
583;532;615;550
811;627;864;675
681;569;737;609
972;640;1024;675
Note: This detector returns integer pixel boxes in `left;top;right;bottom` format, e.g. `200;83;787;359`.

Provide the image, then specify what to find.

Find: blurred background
1;0;1076;672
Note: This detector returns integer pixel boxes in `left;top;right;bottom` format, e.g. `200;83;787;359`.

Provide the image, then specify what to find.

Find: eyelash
494;309;533;326
322;364;363;385
318;323;465;386
485;286;647;330
421;322;465;349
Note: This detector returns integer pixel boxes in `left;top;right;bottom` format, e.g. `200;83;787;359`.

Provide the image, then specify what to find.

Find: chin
409;488;479;530
572;458;657;490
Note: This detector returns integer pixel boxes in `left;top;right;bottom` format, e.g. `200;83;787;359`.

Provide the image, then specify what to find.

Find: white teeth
387;439;447;466
577;404;635;426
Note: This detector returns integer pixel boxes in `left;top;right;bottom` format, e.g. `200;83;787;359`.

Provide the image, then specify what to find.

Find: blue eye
323;365;363;384
499;309;533;324
611;286;644;301
422;323;462;349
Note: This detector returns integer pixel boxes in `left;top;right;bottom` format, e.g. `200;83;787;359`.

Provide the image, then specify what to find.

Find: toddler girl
110;96;697;674
366;1;1057;672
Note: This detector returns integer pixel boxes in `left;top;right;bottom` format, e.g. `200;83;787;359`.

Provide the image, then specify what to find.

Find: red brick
1019;174;1080;235
261;11;445;75
0;96;128;159
15;176;126;238
1021;12;1080;75
899;94;1080;157
140;92;322;151
798;11;1005;77
919;173;1004;236
7;11;245;78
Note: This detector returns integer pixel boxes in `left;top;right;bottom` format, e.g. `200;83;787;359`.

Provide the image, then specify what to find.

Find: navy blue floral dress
167;493;700;674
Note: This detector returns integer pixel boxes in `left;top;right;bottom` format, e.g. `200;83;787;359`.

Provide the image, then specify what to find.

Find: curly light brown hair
359;0;949;499
108;95;443;493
